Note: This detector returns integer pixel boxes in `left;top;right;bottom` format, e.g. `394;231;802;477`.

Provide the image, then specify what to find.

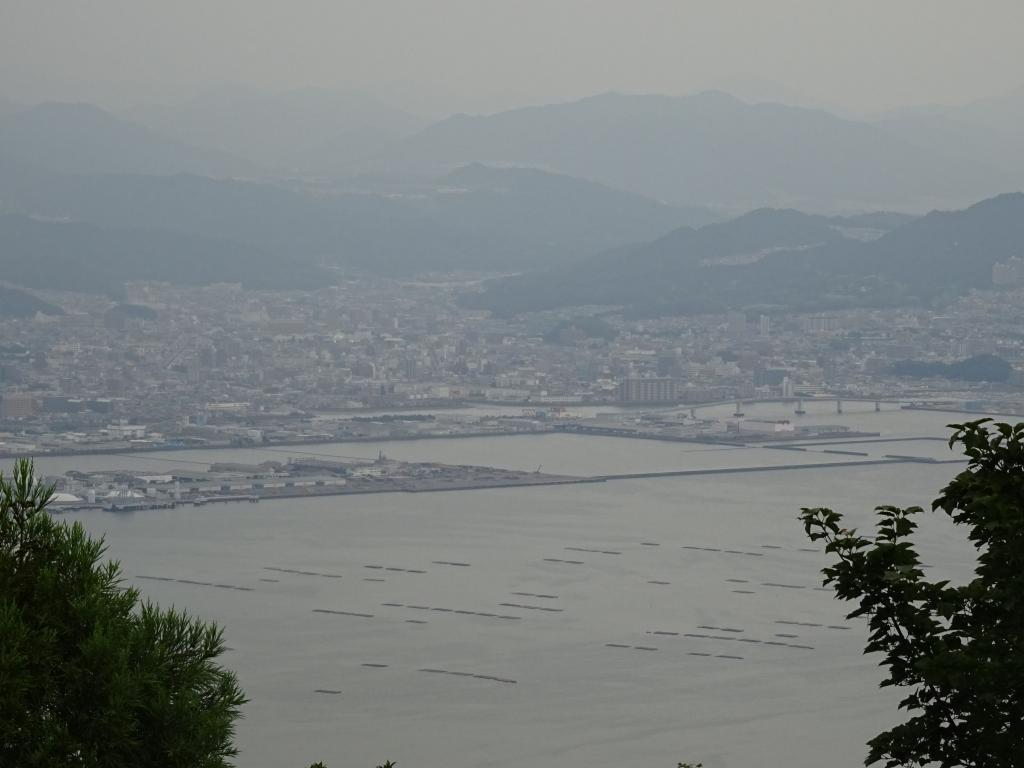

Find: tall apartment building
0;393;36;419
618;377;677;403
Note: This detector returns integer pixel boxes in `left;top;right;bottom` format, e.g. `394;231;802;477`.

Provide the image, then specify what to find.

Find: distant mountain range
874;86;1024;190
0;102;256;177
3;88;1023;213
1;87;1022;300
0;214;330;294
463;193;1024;317
432;163;721;253
372;91;1018;212
0;160;710;276
880;86;1024;145
125;86;425;173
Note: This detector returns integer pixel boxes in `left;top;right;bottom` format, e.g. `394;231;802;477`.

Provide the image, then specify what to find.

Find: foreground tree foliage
0;459;246;767
802;420;1024;767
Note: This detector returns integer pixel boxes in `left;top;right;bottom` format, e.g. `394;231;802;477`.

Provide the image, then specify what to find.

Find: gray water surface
48;407;984;768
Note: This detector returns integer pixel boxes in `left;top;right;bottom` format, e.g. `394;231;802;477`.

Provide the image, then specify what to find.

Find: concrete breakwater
593;456;963;482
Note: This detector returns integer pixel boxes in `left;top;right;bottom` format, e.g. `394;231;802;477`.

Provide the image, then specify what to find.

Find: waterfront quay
43;439;959;515
46;454;597;513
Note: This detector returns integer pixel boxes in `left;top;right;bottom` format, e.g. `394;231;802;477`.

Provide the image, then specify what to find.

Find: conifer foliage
0;459;246;767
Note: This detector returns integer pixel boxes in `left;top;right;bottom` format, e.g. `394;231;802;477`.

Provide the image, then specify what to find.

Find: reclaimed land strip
236;457;953;503
594;457;916;481
53;455;955;515
254;474;605;500
28;418;964;463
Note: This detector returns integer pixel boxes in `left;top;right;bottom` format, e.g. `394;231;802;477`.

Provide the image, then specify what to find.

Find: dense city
3;271;1024;458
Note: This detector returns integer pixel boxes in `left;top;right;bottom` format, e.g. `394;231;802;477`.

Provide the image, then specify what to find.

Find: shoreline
50;454;967;514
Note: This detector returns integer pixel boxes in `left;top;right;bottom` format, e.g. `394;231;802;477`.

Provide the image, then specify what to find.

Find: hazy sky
3;0;1023;117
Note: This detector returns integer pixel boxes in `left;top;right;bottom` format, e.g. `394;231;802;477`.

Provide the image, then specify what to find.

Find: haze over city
1;3;1022;768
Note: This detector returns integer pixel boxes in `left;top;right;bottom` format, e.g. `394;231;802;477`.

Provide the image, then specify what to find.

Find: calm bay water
30;404;992;768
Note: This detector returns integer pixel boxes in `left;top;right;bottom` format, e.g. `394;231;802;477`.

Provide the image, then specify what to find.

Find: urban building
0;392;36;419
619;377;677;403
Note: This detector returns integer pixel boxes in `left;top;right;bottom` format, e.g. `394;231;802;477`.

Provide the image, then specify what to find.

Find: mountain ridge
125;86;425;173
464;193;1024;316
0;213;330;293
0;161;707;275
0;102;257;177
379;90;1012;212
